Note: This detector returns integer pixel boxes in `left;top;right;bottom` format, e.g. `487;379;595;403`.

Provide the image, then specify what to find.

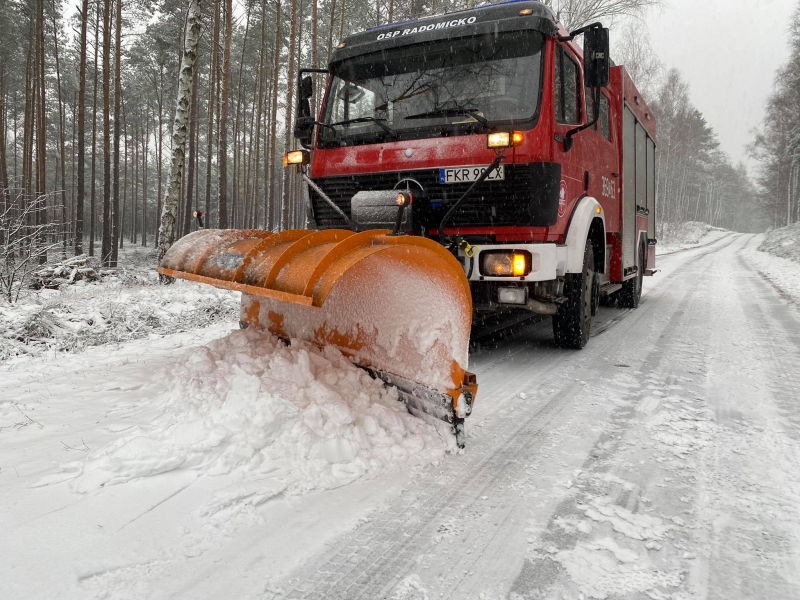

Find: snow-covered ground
759;222;800;263
740;223;800;308
2;233;800;599
0;246;240;362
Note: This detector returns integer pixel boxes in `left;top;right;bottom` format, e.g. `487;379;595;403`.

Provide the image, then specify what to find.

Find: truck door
577;89;619;277
552;43;583;223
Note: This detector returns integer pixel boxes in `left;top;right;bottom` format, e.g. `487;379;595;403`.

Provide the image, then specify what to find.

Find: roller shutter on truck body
622;107;657;270
647;138;656;239
622;106;637;269
614;66;657;274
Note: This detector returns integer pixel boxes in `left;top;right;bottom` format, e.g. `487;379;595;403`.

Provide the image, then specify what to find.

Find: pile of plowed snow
758;222;800;264
49;328;453;496
745;223;800;307
657;221;727;254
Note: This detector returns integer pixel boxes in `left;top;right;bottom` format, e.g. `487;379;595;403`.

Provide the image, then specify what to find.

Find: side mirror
294;77;315;145
293;116;315;145
298;75;313;119
583;26;610;88
294;69;330;147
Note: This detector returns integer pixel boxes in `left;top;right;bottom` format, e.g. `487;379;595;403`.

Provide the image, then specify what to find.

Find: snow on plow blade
157;228;478;447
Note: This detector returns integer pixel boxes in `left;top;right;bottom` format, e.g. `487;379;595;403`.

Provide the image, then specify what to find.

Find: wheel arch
564;196;606;274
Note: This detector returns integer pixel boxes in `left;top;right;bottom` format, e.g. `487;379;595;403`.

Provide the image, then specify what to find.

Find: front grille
309;165;535;229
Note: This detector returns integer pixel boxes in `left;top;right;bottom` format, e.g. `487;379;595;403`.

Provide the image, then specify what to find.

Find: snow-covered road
2;233;800;599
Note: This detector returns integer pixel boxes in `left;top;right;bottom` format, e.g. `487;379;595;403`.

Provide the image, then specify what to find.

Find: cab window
555;45;581;124
586;89;612;141
599;93;611;140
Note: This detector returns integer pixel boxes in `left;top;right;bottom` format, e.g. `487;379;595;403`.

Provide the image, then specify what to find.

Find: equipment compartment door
622;106;636;270
622;105;656;272
647;136;656;240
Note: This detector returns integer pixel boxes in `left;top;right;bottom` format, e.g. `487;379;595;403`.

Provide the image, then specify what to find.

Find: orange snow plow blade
157;228;477;446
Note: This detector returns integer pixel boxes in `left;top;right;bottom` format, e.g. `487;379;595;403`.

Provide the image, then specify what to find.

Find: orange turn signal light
512;253;527;276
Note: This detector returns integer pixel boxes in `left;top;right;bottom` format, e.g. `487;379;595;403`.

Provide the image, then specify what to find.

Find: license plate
438;165;505;184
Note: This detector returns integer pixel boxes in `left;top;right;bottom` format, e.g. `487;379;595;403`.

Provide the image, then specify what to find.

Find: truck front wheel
553;240;595;349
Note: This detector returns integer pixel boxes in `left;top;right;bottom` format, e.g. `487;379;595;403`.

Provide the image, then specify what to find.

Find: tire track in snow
264;236;723;600
509;233;722;599
691;235;800;599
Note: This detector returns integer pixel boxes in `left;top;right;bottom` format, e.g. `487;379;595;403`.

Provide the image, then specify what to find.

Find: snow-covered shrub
1;190;71;303
0;277;239;362
758;222;800;264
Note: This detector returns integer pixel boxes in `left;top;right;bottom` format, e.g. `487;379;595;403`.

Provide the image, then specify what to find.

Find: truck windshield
319;30;544;146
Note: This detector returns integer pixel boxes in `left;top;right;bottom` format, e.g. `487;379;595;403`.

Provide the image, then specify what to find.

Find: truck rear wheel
618;242;644;308
553;241;594;349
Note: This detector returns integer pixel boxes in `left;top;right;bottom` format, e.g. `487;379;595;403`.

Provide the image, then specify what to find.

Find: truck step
599;283;622;296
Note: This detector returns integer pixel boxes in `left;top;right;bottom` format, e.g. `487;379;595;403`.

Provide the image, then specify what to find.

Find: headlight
283;150;310;166
487;131;524;149
481;251;531;277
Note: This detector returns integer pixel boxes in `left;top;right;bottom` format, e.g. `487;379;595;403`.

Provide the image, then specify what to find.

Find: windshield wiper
328;117;398;139
404;108;491;129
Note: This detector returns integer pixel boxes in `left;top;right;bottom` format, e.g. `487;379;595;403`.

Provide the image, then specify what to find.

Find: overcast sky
645;0;796;171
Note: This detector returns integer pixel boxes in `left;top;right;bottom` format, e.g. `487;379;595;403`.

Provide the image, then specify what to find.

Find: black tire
618;241;645;309
553;241;595;349
591;267;601;317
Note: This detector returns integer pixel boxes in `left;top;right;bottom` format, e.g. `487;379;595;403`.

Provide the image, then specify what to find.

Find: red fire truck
158;0;660;444
288;0;657;348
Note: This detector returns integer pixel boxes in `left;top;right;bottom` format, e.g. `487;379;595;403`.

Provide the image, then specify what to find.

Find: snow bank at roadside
41;328;453;499
758;222;800;264
743;229;800;307
657;221;728;254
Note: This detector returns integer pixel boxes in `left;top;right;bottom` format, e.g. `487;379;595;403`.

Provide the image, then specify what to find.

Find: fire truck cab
290;0;657;348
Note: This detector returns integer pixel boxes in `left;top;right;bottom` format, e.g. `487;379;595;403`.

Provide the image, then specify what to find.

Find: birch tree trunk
157;0;203;273
182;41;200;238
